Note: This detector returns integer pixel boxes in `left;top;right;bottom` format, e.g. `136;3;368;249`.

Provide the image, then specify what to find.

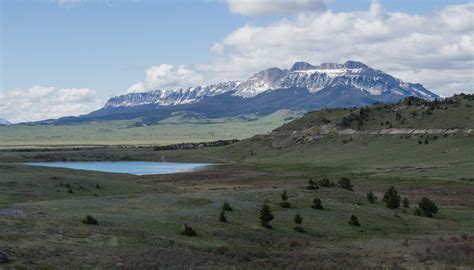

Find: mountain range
55;60;439;124
0;118;12;126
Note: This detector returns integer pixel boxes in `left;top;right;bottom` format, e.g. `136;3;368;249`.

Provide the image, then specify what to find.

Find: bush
306;178;318;190
319;178;332;187
67;188;73;194
82;215;98;225
221;201;233;211
338;177;353;191
311;198;323;210
181;224;197;236
294;226;305;233
280;191;291;208
294;213;304;232
402;197;410;208
348;215;360;226
259;203;274;228
383;186;401;209
219;211;227;223
414;207;423;216
366;191;377;204
418;197;439;218
96;184;101;189
294;213;303;225
279;201;291;208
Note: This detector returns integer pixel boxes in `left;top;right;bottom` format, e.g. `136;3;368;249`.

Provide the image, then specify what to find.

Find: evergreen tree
366;191;377;204
383;186;401;209
402;197;410;208
219;211;227;223
181;224;197;236
311;198;323;210
418;197;439;218
348;215;360;226
259;203;274;228
221;201;233;211
279;191;291;208
294;213;304;232
306;178;318;190
338;177;353;191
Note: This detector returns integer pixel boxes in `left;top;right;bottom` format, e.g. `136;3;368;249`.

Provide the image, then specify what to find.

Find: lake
26;161;211;175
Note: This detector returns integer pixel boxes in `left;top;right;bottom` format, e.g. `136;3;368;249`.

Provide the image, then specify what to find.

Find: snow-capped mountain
104;60;437;109
0;118;12;126
105;81;239;108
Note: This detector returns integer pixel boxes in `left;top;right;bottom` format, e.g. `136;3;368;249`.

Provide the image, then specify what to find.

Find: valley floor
0;132;473;269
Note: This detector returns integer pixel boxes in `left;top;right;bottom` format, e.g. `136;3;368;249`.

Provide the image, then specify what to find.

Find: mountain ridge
104;60;438;109
50;60;441;125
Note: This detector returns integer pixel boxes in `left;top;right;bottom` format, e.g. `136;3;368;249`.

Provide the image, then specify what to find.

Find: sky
1;0;473;123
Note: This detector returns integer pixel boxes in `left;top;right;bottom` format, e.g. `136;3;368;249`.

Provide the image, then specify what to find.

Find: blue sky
1;0;473;122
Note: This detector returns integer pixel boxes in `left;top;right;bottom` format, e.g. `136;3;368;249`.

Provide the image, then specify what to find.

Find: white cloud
226;0;328;16
127;64;204;93
0;86;103;123
158;0;471;97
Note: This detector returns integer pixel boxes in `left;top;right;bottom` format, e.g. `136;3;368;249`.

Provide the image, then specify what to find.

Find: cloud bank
226;0;328;16
132;1;473;97
0;86;103;123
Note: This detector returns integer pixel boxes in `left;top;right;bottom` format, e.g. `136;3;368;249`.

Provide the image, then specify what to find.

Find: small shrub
311;198;323;210
418;197;439;218
259;203;274;229
294;213;304;233
96;184;101;189
414;207;423;216
82;215;98;225
219;211;227;223
221;201;233;211
366;191;377;204
67;188;73;194
306;178;318;190
383;186;401;209
294;226;305;233
279;201;291;208
402;197;410;208
338;177;353;191
319;178;332;187
294;213;303;225
181;224;197;237
348;215;360;226
280;191;291;208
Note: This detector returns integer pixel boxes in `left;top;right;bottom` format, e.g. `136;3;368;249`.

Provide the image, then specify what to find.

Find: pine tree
348;215;360;226
367;191;377;204
418;197;439;218
221;201;233;211
219;211;227;223
402;197;410;208
181;224;197;236
338;177;353;191
294;213;304;232
259;203;274;228
279;190;291;208
311;198;323;210
383;186;401;209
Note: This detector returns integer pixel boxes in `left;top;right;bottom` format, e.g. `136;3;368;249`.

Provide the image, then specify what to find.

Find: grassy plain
0;110;300;147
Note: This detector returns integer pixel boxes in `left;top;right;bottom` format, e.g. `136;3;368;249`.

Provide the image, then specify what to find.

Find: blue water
26;161;211;175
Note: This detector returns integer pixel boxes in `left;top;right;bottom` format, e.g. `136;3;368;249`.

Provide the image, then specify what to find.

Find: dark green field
0;95;473;269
